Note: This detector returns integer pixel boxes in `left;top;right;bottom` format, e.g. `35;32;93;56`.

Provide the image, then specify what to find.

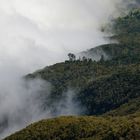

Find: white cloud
0;0;127;72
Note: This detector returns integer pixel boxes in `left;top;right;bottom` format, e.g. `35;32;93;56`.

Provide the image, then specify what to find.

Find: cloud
0;0;129;72
0;79;82;138
0;78;51;138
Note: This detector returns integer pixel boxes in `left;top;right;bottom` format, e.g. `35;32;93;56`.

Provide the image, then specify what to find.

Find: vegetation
78;64;140;115
114;9;140;34
4;115;140;140
25;9;140;116
105;97;140;116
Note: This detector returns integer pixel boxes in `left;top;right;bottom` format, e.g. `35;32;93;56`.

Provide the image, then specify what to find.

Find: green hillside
25;9;140;116
78;64;140;115
27;63;140;116
83;9;140;64
4;114;140;140
105;97;140;116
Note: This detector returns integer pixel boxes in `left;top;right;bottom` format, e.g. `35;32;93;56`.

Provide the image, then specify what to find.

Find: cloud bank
0;0;131;72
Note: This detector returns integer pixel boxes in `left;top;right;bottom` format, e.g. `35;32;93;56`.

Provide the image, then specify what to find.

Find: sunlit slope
4;114;140;140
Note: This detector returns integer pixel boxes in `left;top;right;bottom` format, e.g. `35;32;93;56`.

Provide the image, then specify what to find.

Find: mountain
3;8;140;140
4;114;140;140
26;62;140;116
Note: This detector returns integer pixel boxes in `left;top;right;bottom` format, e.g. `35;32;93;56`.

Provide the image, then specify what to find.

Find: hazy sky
0;0;127;73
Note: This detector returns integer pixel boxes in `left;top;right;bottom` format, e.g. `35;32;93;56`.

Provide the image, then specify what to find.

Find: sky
0;0;129;73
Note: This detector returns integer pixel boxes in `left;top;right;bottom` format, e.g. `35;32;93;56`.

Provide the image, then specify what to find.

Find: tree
100;55;105;62
68;53;76;61
82;56;88;62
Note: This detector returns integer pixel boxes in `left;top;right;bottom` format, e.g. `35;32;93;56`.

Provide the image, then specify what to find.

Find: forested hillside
25;9;140;116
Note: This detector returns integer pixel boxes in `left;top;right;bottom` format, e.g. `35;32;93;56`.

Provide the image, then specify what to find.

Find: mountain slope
78;64;140;115
25;9;140;116
27;63;140;116
105;97;140;116
82;9;140;64
4;114;140;140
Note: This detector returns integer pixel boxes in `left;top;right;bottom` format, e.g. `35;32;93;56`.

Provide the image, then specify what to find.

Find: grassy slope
4;114;140;140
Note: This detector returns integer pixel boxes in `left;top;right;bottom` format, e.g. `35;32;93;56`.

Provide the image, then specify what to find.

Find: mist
0;0;132;72
0;78;80;138
0;0;137;138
